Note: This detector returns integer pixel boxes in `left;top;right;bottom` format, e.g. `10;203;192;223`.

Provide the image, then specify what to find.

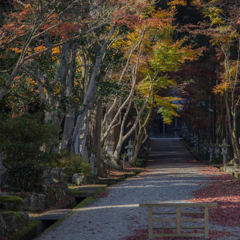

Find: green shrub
136;158;148;168
211;157;223;164
7;161;44;192
0;112;60;163
55;152;92;177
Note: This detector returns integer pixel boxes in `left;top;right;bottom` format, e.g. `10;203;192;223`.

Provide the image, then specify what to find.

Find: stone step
131;168;145;173
124;173;136;178
39;209;72;221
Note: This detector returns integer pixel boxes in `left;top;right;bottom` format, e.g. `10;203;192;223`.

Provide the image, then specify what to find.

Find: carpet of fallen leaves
123;228;240;240
97;189;109;199
190;165;240;228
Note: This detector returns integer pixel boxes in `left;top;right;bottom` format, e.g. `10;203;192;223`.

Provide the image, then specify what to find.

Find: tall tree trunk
95;99;107;176
80;100;95;155
60;45;77;150
61;108;75;150
131;137;142;166
71;27;115;154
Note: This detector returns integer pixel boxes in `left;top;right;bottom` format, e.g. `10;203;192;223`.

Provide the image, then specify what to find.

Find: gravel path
36;139;240;240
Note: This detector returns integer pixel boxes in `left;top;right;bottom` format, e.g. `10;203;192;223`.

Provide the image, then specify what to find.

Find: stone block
42;185;56;208
50;168;61;181
42;165;51;178
42;174;55;184
72;174;87;186
0;166;8;188
0;196;24;211
59;171;69;183
224;165;240;174
22;193;46;211
53;185;65;200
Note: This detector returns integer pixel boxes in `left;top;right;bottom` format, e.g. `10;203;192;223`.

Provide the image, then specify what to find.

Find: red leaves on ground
190;166;240;228
97;190;109;199
123;227;239;240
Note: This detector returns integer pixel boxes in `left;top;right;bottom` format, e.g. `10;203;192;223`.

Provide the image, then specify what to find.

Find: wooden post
149;207;153;240
204;207;209;239
176;207;181;234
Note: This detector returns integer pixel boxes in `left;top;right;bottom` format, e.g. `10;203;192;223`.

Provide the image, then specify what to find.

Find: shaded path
36;139;240;240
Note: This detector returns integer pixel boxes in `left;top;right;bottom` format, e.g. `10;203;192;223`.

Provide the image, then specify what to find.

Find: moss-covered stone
8;219;41;240
0;196;24;211
0;211;29;238
0;196;24;205
43;185;57;208
234;172;240;179
52;185;65;200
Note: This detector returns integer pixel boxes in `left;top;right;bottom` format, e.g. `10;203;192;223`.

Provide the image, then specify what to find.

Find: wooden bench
139;202;218;240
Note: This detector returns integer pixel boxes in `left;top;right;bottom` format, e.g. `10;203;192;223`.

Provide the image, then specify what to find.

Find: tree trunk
131;139;142;167
225;93;239;159
60;46;77;150
95;99;107;176
61;108;75;150
71;27;115;154
232;112;240;159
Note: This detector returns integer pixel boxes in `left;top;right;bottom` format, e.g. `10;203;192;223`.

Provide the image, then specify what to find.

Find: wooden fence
139;202;218;240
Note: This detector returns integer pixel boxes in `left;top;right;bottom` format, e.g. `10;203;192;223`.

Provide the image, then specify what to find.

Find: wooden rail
139;202;218;240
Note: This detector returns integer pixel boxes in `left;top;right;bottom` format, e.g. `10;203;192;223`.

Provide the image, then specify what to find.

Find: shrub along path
36;139;240;240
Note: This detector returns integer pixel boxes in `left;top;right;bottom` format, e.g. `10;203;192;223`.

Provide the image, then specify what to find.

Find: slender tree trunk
232;112;240;159
95;99;107;176
132;139;142;167
113;91;134;161
225;93;239;159
61;108;75;150
103;108;115;157
80;100;95;155
129;99;153;166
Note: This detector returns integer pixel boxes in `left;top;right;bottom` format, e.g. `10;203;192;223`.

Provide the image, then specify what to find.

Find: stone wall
2;183;71;211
